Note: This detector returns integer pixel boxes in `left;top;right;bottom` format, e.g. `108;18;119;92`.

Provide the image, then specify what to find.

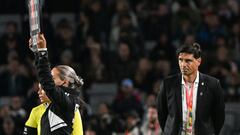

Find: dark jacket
156;73;225;135
25;51;80;135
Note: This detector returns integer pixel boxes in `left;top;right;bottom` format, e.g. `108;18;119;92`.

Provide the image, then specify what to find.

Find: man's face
178;53;201;76
147;107;158;122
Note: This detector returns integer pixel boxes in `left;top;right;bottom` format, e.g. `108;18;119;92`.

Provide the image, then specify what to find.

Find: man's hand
29;33;47;51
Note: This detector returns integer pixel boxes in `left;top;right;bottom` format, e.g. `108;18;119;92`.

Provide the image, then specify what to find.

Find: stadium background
0;0;240;134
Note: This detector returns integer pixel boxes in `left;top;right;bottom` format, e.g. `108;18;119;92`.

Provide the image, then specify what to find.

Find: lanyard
184;82;194;111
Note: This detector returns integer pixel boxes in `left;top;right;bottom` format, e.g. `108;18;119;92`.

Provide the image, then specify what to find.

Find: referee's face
38;84;50;103
51;68;68;87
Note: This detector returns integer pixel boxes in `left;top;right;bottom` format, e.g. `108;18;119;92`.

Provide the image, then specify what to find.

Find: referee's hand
29;33;47;50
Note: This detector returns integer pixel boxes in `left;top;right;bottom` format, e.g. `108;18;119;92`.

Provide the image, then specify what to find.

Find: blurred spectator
95;103;113;135
0;21;25;64
76;11;90;45
229;19;240;63
0;117;18;135
152;58;172;81
23;81;40;114
84;111;123;135
139;2;171;41
53;19;80;64
110;41;136;82
111;0;138;28
214;35;228;49
196;10;227;50
112;79;144;118
217;1;238;27
141;104;161;135
209;46;231;88
60;50;82;75
0;105;10;133
87;53;108;82
10;96;26;117
124;110;141;135
81;37;112;86
228;0;239;16
227;72;240;101
183;34;196;46
90;103;126;134
209;46;239;100
60;50;75;65
152;79;162;95
172;18;195;47
171;0;201;36
150;33;176;64
9;96;26;130
86;0;110;42
0;54;32;96
110;13;143;54
133;57;153;94
85;129;96;135
85;115;99;135
110;0;140;51
144;94;157;110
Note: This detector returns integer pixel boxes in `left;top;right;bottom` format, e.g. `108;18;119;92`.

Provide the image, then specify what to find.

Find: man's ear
197;58;201;65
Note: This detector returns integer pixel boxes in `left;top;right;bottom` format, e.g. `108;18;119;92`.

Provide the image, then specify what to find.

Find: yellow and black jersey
24;103;83;135
24;51;84;135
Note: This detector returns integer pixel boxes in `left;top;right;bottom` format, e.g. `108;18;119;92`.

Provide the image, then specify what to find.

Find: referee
24;33;84;135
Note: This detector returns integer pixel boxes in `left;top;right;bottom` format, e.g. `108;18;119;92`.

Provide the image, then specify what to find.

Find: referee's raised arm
26;33;84;135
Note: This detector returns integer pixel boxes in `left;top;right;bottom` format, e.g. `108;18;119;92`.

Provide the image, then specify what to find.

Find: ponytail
55;65;84;89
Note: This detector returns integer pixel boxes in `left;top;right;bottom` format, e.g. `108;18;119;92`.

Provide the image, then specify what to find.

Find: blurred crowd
0;0;240;134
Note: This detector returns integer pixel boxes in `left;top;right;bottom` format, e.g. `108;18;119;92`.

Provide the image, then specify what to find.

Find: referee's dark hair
176;43;202;59
55;65;84;89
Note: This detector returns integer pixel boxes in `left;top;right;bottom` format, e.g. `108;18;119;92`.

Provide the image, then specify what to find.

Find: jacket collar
60;86;80;96
181;71;200;85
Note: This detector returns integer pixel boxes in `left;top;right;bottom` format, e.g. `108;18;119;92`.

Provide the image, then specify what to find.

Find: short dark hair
176;43;202;59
